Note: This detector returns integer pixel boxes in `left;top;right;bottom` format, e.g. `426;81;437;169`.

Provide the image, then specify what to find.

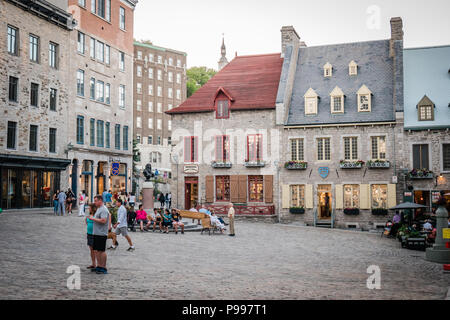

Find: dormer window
330;86;345;113
357;85;372;112
304;88;319;115
417;95;435;121
323;62;332;78
349;60;358;76
216;100;230;119
214;87;234;119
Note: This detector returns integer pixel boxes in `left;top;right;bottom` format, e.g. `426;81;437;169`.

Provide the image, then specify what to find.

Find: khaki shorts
115;226;128;237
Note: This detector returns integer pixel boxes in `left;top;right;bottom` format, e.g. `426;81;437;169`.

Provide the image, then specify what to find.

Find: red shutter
264;175;273;203
205;176;214;203
193;136;198;162
257;134;263;161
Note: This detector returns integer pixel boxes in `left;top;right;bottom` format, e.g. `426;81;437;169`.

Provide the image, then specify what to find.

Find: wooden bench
178;210;219;235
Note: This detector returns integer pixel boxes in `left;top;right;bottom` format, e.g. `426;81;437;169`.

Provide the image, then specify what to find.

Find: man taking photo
90;195;110;274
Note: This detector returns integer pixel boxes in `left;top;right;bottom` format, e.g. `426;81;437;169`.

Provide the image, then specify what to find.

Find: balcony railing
244;160;266;168
367;160;390;169
211;161;232;168
202;204;275;215
339;160;364;169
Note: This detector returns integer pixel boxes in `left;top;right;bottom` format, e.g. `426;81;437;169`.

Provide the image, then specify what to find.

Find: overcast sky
134;0;450;70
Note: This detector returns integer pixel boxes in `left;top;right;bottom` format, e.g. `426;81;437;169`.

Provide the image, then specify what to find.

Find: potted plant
371;208;388;216
339;160;365;169
367;159;390;168
284;161;308;170
289;207;305;214
343;208;360;215
408;168;433;179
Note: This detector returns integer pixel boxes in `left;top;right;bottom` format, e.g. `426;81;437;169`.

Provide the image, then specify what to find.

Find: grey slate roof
286;39;398;125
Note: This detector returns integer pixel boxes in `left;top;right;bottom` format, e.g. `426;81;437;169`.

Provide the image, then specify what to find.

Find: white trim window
304;88;318;115
290;185;305;208
136;116;142;128
317;137;331;161
136;83;142;94
330;86;344;113
158;86;162;97
119;7;126;30
148;85;153;96
357;85;372;112
323;62;332;77
157;69;162;80
157;119;162;130
148;101;153;112
136;65;142;77
136;99;142;111
371;136;386;160
168;72;173;82
168;120;172;131
290;138;304;161
148;68;154;79
344;137;358;160
349;60;358;76
157;103;162;113
176;89;181;100
344;184;359;208
148;118;153;129
167;87;172;98
176;73;181;84
119;85;125;109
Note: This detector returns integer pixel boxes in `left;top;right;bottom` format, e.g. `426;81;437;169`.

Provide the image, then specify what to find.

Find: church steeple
218;34;229;71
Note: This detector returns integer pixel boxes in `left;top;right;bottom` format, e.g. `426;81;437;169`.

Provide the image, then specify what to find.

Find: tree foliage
186;66;216;97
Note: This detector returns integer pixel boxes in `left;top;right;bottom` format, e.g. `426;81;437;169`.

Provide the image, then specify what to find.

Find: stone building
276;19;404;229
167;54;283;217
402;45;450;211
65;0;137;201
133;41;187;194
0;0;74;209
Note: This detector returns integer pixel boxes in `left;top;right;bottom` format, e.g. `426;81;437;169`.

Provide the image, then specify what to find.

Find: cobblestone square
0;210;448;300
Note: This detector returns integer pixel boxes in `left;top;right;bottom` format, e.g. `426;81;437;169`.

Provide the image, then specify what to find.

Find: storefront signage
432;192;441;203
184;164;199;174
111;162;120;176
318;167;329;179
404;192;412;197
443;228;450;240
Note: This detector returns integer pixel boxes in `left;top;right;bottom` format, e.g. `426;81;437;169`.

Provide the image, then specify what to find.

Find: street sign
443;228;450;240
111;162;120;176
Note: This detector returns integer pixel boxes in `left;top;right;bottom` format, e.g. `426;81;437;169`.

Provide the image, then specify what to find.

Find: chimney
281;26;300;55
390;17;403;41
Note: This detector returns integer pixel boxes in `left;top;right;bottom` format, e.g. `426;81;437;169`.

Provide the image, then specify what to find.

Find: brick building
65;0;137;201
402;45;450;211
0;0;74;209
133;41;187;193
167;54;283;216
276;19;404;229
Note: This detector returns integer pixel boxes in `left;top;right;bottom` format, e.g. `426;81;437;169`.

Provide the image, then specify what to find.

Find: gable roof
166;53;283;114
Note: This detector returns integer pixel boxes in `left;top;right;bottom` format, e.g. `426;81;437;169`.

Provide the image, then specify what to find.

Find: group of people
190;203;236;236
157;193;172;209
52;189;76;216
128;206;185;234
85;196;135;275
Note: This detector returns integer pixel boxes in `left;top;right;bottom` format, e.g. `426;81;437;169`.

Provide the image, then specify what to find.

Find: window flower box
371;208;388;216
244;161;265;168
211;161;232;168
289;207;305;214
339;160;364;169
367;160;390;169
284;161;307;170
408;169;433;179
343;208;360;215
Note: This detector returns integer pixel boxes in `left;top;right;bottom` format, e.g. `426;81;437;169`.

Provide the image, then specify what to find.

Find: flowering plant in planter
284;161;308;169
408;168;433;178
289;207;305;214
371;208;388;216
367;160;390;168
339;160;365;169
343;208;360;215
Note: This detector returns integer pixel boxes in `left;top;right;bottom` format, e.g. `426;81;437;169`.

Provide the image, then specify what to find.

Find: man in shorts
152;208;163;232
171;209;184;234
90;195;110;274
111;199;135;251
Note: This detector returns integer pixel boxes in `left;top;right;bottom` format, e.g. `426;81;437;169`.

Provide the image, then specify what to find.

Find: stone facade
133;41;187;194
64;0;137;201
0;0;74;209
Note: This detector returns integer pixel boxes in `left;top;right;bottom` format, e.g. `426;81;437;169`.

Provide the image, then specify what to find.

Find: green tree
186;66;216;97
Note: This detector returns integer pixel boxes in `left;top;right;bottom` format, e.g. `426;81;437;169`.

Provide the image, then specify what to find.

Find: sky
134;0;450;70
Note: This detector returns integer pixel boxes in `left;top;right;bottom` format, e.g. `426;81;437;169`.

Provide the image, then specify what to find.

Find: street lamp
172;154;179;208
274;160;281;224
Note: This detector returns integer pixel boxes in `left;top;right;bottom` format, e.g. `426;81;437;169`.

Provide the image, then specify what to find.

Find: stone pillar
104;164;111;191
142;181;154;211
426;205;450;264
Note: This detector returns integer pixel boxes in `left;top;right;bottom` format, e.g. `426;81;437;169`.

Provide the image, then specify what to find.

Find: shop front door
317;184;332;219
184;177;198;210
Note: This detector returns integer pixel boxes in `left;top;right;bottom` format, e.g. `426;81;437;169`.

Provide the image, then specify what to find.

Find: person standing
102;189;108;203
159;193;165;209
86;204;97;269
90;195;110;274
111;199;135;251
128;193;136;208
227;203;235;237
78;191;87;217
52;190;59;215
57;190;66;216
66;188;75;214
167;193;172;208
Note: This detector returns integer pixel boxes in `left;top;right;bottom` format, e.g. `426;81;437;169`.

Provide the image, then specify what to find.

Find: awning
0;154;71;170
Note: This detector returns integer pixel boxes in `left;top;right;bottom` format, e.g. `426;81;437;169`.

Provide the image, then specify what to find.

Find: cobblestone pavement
0;210;448;300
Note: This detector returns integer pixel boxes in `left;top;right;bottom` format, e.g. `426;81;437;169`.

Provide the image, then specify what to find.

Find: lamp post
172;154;179;209
274;160;281;224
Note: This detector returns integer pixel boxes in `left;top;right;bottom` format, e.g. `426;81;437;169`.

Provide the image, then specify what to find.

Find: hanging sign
111;162;120;176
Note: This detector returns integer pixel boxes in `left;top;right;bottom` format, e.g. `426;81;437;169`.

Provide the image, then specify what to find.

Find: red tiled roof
166;53;283;114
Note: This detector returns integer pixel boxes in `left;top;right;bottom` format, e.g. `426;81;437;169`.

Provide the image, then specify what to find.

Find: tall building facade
133;41;187;193
65;0;137;201
402;45;450;211
277;19;404;229
0;0;74;209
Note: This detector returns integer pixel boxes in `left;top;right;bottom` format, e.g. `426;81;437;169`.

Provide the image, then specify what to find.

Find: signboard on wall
111;162;120;176
184;164;199;174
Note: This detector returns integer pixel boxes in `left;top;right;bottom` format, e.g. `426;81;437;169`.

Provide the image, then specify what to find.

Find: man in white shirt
112;199;135;251
227;203;235;237
423;220;433;232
